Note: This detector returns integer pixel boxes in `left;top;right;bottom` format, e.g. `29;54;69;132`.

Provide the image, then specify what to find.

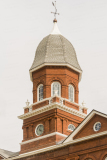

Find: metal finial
51;1;59;22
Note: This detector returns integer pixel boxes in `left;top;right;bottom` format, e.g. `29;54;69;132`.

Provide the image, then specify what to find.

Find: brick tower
18;19;87;154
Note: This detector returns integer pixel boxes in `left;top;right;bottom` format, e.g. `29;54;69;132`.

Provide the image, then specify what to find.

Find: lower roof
0;149;19;159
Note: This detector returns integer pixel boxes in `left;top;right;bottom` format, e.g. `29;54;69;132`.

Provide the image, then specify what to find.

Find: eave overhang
29;63;82;82
18;102;86;120
5;129;107;160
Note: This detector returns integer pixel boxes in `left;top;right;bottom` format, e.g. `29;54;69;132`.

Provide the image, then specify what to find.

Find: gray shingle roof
30;34;82;71
0;149;19;159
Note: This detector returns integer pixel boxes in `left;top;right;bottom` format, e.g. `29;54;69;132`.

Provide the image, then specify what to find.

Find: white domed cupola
30;19;82;81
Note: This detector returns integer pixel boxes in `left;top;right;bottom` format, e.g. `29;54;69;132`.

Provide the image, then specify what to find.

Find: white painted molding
69;130;107;144
5;130;107;160
29;63;82;82
20;132;67;145
93;121;101;132
23;96;86;110
18;102;86;120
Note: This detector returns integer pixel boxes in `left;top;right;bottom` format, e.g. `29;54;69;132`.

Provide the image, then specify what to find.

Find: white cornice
20;132;67;145
6;130;107;160
18;102;86;120
29;63;82;82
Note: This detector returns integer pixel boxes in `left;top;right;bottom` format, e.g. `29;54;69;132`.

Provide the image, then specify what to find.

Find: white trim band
20;132;67;145
29;63;82;82
23;96;87;109
18;103;86;120
6;130;107;160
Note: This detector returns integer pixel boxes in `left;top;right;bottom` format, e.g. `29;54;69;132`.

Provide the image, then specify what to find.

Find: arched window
37;84;43;101
51;82;61;97
68;84;74;102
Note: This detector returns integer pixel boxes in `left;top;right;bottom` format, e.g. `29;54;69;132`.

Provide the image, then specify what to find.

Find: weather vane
51;1;59;20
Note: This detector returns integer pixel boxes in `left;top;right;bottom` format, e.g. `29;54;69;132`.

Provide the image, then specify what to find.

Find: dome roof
30;22;82;81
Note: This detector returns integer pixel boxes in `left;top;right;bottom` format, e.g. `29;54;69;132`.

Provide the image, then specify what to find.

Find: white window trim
68;84;74;102
93;121;101;132
51;81;61;97
20;132;67;145
37;84;43;102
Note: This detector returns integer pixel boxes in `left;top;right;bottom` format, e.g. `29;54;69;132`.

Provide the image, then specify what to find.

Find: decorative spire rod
51;1;59;22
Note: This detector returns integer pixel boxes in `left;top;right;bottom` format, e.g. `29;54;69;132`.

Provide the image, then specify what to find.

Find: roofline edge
29;63;82;82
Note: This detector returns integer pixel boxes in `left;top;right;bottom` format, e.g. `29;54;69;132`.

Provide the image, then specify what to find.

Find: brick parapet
20;134;66;154
24;97;87;114
32;100;49;110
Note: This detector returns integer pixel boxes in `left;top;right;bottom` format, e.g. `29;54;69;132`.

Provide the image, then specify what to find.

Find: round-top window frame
93;122;101;132
35;124;44;136
37;84;44;102
68;84;74;102
51;81;61;97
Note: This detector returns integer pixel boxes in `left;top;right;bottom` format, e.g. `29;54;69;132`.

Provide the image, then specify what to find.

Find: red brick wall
74;114;107;140
20;66;84;154
21;108;84;153
24;97;81;112
22;108;83;141
32;66;79;103
20;134;65;154
18;135;107;160
32;100;49;110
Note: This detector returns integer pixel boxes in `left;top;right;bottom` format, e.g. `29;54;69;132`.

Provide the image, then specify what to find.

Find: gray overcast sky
0;0;107;152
